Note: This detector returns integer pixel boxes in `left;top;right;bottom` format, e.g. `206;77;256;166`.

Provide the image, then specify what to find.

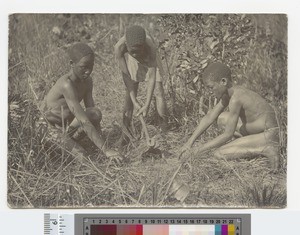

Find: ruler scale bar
44;214;51;235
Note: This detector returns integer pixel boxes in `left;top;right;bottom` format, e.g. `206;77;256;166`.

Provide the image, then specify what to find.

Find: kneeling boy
179;62;280;171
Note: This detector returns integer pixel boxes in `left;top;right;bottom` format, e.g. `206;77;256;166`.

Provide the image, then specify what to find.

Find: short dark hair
202;62;231;82
125;25;146;48
68;42;94;63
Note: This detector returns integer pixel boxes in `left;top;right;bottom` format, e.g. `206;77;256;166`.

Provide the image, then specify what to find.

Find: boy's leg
68;107;102;140
36;117;88;163
217;112;245;137
213;128;280;171
86;107;102;130
123;90;133;130
155;81;168;131
123;82;139;128
58;135;88;163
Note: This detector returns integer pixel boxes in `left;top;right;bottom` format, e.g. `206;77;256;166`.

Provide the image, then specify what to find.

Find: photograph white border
1;0;300;233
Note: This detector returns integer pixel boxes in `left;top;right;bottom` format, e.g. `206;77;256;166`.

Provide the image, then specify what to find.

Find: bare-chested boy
114;25;168;145
179;62;280;171
38;42;121;162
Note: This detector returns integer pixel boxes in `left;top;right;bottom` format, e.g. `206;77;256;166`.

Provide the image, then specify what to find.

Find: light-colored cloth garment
125;53;162;83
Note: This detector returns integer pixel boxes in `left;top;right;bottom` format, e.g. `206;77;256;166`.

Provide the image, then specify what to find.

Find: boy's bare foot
116;134;130;152
263;145;280;173
105;149;123;165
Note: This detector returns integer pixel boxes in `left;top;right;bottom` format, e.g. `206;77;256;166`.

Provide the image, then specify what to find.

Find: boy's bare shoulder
146;36;156;50
114;36;127;56
49;72;80;98
231;86;271;108
59;74;93;93
232;86;258;100
54;73;73;90
45;73;72;105
228;86;255;108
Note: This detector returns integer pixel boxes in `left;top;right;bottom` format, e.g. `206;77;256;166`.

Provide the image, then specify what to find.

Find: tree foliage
155;14;287;127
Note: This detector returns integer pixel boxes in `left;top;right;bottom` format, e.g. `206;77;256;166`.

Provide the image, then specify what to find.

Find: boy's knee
214;148;225;160
217;112;228;128
86;107;102;123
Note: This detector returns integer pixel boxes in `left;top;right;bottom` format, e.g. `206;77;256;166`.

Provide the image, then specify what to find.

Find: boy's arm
83;77;95;108
136;67;156;117
115;36;140;109
136;39;157;117
183;100;226;149
62;81;107;152
114;36;130;76
197;98;242;154
122;72;140;109
156;52;165;78
81;78;122;162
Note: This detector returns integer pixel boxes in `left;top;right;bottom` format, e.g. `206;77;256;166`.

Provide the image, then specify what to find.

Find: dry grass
8;14;287;208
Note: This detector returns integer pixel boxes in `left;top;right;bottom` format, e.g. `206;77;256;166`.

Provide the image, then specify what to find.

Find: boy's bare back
226;86;278;135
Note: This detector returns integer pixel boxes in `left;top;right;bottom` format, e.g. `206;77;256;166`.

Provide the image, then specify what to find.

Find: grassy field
8;14;287;208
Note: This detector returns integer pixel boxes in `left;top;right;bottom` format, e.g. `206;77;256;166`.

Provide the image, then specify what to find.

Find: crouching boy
37;42;121;162
114;25;168;146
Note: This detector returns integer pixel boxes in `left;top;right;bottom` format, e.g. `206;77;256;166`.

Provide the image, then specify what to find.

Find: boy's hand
105;149;123;165
133;101;141;111
136;105;149;117
178;143;192;159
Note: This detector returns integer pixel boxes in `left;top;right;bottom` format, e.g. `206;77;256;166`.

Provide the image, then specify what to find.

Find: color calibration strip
81;216;247;235
89;224;236;235
43;213;250;235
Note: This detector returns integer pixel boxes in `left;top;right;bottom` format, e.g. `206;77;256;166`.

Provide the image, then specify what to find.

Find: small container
174;184;190;202
169;176;190;202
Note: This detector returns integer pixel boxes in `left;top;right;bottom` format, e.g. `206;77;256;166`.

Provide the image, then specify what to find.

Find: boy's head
68;42;94;64
202;62;232;99
68;43;94;80
202;62;231;83
125;25;146;59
